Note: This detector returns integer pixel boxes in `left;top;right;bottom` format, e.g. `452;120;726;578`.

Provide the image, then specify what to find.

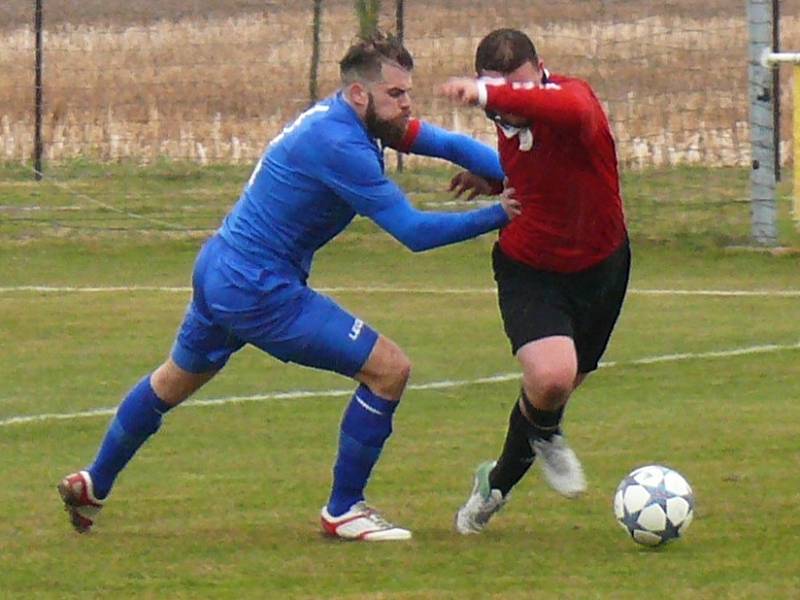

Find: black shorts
492;239;631;373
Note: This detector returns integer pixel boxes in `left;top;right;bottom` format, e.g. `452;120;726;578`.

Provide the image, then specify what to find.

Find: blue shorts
171;236;379;377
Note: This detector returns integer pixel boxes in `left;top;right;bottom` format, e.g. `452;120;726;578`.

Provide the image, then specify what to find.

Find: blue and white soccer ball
613;464;695;547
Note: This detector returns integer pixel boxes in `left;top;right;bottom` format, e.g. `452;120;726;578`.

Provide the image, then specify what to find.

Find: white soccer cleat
455;461;507;535
57;470;104;533
531;434;586;498
320;501;412;541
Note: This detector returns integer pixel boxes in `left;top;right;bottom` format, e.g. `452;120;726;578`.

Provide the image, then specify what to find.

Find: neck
342;87;367;121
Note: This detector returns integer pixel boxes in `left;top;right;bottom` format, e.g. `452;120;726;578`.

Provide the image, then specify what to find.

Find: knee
382;349;412;396
151;358;216;405
394;352;412;387
372;348;412;400
358;336;413;400
150;363;185;405
522;363;576;405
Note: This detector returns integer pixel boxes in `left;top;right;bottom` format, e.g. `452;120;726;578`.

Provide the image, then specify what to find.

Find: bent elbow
404;237;430;253
395;229;433;252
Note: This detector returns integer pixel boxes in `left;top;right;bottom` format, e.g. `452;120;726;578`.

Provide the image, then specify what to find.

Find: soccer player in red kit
440;28;630;534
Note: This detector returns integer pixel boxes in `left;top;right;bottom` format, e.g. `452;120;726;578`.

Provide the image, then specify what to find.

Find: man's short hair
475;28;538;74
339;30;414;85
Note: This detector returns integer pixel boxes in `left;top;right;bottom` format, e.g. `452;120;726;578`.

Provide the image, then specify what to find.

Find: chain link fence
2;0;800;246
2;0;798;169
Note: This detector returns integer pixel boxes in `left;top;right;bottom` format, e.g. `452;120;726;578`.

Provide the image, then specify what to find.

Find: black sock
488;399;535;496
521;390;564;441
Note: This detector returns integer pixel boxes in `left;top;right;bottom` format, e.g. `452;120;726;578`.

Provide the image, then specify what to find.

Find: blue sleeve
408;121;505;181
317;140;508;252
369;198;507;252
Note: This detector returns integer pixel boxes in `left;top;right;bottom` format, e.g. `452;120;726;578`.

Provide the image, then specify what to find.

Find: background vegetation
1;0;798;168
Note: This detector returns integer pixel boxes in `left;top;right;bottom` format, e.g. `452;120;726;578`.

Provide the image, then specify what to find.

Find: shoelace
353;502;395;529
536;438;571;471
477;493;505;521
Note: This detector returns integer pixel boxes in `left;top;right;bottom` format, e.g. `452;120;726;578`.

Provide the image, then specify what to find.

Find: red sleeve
485;79;597;136
393;118;422;153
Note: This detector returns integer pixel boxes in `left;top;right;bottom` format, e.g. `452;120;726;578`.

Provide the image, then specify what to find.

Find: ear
348;82;369;107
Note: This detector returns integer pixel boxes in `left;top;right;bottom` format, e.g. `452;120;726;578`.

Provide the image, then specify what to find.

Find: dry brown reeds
0;1;797;168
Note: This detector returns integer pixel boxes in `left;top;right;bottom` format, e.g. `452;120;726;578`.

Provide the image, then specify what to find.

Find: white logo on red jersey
508;81;562;91
499;124;534;152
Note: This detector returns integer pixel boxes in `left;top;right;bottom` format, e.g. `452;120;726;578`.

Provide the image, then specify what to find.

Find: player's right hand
449;171;496;201
439;78;480;106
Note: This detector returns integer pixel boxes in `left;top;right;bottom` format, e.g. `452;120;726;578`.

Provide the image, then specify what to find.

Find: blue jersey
173;92;506;375
218;92;506;280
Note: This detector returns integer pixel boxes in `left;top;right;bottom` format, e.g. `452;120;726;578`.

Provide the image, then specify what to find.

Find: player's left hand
439;78;480;106
499;187;521;220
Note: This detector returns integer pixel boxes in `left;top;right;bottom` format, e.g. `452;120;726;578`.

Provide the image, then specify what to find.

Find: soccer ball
613;464;694;546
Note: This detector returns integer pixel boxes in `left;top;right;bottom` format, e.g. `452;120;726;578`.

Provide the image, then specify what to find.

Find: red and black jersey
480;73;627;273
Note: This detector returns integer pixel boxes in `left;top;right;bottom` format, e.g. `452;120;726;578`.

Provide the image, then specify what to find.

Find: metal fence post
395;0;404;172
747;0;777;245
34;0;44;180
309;0;323;106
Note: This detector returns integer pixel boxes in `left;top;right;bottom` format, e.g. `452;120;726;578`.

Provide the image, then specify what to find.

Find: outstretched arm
393;119;504;182
440;77;594;135
318;140;518;252
369;192;508;252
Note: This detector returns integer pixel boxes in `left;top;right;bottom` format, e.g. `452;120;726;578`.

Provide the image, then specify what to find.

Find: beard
365;93;408;148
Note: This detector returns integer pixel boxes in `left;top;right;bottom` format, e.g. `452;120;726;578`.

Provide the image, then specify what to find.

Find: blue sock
88;374;173;499
327;385;399;517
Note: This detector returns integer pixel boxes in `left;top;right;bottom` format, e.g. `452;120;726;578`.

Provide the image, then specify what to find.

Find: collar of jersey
494;69;549;139
335;91;377;145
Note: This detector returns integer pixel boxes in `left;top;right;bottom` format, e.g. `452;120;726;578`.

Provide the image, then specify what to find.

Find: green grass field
1;163;799;598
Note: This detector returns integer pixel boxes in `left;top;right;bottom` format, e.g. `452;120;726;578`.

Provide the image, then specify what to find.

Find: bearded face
365;92;408;148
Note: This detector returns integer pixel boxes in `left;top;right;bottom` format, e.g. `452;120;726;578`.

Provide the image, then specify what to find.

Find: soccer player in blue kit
58;31;519;541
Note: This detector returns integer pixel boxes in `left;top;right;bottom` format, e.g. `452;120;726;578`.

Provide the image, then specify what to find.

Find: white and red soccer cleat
320;501;412;541
57;470;104;533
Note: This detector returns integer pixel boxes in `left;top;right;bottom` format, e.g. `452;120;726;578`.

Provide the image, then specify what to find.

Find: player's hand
449;171;494;201
439;78;480;106
499;186;521;220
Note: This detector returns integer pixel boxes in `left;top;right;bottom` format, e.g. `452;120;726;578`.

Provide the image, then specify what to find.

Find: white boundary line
0;205;86;212
2;341;798;428
1;285;800;297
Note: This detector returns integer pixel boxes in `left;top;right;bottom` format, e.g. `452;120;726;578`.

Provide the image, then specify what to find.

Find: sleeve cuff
394;118;422;153
476;80;488;108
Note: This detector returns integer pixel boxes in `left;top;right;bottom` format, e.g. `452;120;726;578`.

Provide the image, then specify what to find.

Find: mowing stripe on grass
1;285;799;297
2;341;798;428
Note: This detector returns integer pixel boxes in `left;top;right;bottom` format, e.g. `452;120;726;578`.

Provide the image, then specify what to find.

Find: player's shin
520;388;565;441
88;374;174;499
489;398;536;496
327;384;398;516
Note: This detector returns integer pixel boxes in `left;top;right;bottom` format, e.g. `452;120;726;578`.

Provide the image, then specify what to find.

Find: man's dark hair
340;30;414;85
474;28;538;74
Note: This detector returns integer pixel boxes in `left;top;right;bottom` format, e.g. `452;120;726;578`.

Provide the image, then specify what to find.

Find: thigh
172;235;247;373
194;240;379;378
492;243;575;355
172;298;246;374
244;287;379;378
573;240;631;373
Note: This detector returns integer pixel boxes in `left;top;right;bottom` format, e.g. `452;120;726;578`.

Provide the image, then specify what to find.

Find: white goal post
761;50;800;225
